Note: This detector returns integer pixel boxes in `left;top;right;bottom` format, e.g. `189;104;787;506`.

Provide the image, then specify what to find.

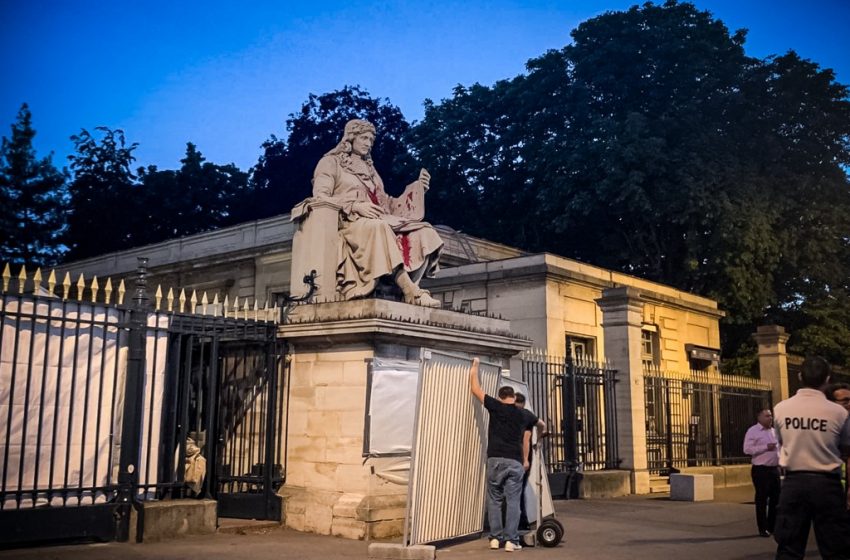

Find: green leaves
0;104;68;266
65;127;138;259
410;1;850;366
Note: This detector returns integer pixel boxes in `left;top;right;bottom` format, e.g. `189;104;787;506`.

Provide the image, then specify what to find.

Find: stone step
649;476;670;494
217;518;282;535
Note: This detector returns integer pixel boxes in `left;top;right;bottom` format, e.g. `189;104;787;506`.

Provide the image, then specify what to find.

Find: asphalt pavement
1;486;821;559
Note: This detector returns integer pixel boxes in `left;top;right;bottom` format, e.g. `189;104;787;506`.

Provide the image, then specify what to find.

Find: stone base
630;469;651;495
670;474;714;502
129;499;217;543
679;465;751;488
578;470;631;499
281;486;407;540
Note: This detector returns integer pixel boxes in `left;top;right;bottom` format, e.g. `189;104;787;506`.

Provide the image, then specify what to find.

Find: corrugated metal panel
404;351;502;546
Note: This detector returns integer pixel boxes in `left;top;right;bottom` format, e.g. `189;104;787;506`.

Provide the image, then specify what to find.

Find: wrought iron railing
643;367;772;475
520;351;620;474
0;259;284;545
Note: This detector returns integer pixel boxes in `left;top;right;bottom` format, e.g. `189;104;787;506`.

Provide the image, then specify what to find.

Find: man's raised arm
469;357;485;403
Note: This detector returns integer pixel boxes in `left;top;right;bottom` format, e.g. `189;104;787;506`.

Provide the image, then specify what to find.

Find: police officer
773;356;850;560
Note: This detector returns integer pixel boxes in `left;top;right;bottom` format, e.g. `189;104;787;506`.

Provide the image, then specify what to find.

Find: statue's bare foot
405;289;440;308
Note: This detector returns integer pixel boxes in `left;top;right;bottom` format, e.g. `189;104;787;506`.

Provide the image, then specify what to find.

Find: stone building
51;215;723;516
58;212;723;372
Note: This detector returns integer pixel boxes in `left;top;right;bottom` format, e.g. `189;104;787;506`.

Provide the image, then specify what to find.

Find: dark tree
411;1;850;366
137;143;248;243
65;127;139;260
0;104;68;266
248;85;416;220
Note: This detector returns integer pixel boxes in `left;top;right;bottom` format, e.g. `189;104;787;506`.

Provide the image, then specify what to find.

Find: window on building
566;335;595;362
641;327;659;370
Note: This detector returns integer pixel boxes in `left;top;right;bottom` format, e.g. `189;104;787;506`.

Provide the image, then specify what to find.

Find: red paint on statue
399;234;411;268
367;188;380;205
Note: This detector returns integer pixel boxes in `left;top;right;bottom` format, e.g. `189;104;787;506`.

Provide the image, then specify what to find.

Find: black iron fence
521;352;620;481
0;259;286;546
643;368;772;475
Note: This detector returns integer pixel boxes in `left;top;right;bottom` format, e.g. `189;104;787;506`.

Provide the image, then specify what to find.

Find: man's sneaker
505;541;522;552
490;538;500;549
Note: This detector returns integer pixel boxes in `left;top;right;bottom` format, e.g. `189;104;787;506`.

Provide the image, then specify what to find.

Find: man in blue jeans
469;358;531;552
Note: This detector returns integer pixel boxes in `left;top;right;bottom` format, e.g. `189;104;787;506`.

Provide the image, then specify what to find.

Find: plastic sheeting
366;358;420;457
0;298;168;509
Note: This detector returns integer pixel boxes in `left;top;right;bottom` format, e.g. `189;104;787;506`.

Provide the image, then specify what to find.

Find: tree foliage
0;104;68;266
65;127;139;260
410;0;850;366
250;85;416;218
136;143;248;244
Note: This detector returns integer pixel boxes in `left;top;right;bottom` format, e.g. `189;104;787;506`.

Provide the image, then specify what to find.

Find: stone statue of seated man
290;119;443;306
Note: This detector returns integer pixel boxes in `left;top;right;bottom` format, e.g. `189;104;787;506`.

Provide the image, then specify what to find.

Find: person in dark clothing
773;356;850;560
514;392;548;529
469;358;530;552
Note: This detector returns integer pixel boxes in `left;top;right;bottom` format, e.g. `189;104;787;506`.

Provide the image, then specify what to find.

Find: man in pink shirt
743;408;781;537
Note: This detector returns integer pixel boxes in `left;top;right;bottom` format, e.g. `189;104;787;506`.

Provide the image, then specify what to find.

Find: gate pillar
753;325;790;405
596;287;650;494
277;299;530;540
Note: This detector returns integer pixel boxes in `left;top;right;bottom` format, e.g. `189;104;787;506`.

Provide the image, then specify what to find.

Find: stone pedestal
277;299;530;540
289;200;343;302
753;325;790;405
596;287;650;495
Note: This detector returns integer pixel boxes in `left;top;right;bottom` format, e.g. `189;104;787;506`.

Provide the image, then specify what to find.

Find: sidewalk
2;487;810;559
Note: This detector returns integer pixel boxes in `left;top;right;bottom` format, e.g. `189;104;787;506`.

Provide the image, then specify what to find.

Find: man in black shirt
515;392;548;529
469;358;530;552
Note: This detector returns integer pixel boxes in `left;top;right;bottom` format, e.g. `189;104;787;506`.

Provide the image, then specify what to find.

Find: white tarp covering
366;358;420;457
0;298;168;508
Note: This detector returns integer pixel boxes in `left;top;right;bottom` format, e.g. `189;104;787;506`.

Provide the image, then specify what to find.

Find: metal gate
0;259;287;547
643;368;772;475
161;315;287;521
520;352;620;497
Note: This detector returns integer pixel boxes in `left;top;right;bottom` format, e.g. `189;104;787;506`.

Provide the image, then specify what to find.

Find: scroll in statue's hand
419;168;431;192
353;201;383;219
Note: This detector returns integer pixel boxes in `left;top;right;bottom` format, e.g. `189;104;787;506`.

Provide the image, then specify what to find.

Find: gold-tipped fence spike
17;265;27;294
117;279;126;305
272;302;279;324
104;277;113;304
178;288;187;314
233;296;239;319
47;269;57;297
253;299;259;321
1;263;10;293
154;285;163;311
262;300;269;321
90;276;99;303
201;291;209;316
33;268;43;295
190;290;198;315
243;298;250;320
76;273;86;301
62;272;71;301
166;287;175;313
212;293;220;317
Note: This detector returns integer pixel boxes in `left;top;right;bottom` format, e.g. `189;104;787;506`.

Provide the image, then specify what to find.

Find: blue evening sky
1;0;848;172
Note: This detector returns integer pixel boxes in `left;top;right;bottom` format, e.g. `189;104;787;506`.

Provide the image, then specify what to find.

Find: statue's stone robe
309;154;443;299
